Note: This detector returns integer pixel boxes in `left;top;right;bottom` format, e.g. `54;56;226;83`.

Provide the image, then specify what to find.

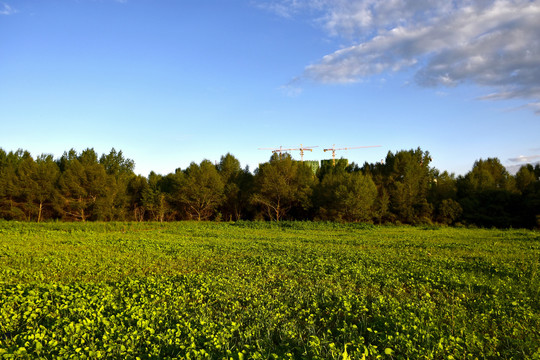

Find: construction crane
258;146;290;160
290;144;319;161
258;145;318;161
258;146;285;154
323;145;382;166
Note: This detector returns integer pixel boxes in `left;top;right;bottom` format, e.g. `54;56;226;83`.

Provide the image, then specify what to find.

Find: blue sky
1;0;539;176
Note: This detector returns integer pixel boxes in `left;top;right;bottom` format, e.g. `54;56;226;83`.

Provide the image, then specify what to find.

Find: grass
1;221;539;359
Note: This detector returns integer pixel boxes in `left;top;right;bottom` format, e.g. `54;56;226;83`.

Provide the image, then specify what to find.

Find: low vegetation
1;222;539;359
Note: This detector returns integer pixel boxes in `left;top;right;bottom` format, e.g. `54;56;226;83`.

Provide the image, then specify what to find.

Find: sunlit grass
1;222;539;359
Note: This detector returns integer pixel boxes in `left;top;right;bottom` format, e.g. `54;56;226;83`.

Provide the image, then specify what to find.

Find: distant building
303;160;320;175
321;159;349;168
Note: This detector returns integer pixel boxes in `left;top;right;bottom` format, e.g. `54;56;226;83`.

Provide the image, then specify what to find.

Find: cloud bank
265;0;540;112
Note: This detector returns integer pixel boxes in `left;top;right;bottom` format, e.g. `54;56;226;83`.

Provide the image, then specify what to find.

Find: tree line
0;147;539;228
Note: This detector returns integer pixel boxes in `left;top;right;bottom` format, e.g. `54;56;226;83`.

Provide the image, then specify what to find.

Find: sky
1;0;539;176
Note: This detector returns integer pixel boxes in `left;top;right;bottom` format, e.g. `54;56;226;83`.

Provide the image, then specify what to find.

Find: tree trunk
37;202;43;223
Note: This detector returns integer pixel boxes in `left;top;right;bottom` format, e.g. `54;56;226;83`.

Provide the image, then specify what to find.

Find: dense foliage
0;222;539;359
1;147;539;228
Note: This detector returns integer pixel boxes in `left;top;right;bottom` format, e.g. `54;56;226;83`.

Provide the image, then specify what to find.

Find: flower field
1;221;539;359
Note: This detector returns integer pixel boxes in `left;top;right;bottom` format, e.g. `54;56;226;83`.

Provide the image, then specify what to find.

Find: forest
0;147;538;228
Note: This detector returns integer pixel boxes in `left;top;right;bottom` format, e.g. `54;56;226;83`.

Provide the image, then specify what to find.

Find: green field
1;222;539;359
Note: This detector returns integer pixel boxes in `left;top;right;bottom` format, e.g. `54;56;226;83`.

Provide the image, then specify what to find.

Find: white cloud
0;2;15;15
508;154;540;163
262;0;540;112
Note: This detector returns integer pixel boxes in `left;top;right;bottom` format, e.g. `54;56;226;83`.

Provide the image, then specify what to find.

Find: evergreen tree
13;151;39;220
515;165;537;194
457;158;520;227
127;175;149;221
368;148;433;224
217;153;253;221
316;171;377;222
428;170;461;224
31;154;60;222
252;153;315;221
57;149;112;221
142;172;171;222
99;148;136;220
514;164;540;228
362;161;390;224
178;160;225;221
0;150;31;220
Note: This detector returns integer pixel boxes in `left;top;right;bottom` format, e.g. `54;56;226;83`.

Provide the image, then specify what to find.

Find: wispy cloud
255;2;295;18
508;154;540;163
280;77;304;97
261;0;540;112
0;2;16;15
253;0;325;18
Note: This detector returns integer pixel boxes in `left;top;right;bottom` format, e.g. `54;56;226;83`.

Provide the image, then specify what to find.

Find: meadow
0;221;539;359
